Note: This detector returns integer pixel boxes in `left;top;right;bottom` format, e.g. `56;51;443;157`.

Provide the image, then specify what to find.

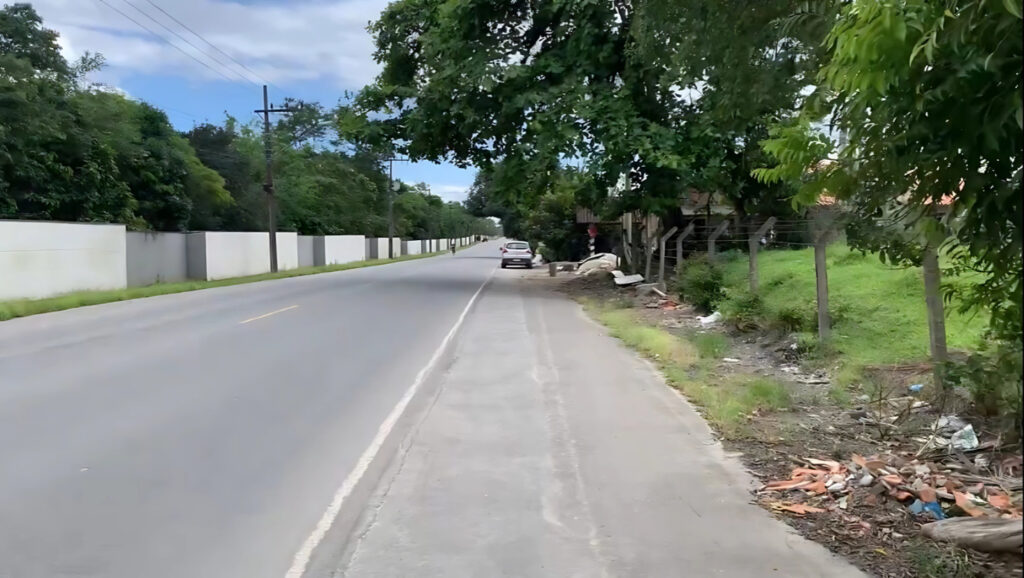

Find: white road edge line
284;266;497;578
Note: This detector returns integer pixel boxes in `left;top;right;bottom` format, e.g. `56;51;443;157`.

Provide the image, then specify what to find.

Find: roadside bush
721;290;764;331
772;299;850;332
775;303;813;332
946;340;1023;439
675;255;724;313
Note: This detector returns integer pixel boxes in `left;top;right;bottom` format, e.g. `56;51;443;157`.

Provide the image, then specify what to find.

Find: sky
29;0;477;203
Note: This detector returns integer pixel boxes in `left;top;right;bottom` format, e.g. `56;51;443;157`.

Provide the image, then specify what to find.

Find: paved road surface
0;241;863;577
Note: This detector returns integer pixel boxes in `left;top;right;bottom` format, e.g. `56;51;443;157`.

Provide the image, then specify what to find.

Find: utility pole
255;85;294;272
384;156;409;259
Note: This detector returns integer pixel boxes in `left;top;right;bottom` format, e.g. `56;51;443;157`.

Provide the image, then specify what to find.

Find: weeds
690;332;729;359
587;301;792;437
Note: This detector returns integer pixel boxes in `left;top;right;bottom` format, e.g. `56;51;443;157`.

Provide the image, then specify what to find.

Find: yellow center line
239;305;299;325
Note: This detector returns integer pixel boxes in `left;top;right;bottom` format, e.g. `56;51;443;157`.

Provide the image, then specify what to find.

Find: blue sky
31;0;477;202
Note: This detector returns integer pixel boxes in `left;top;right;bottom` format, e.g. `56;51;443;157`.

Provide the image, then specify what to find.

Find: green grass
717;245;988;369
690;332;729;359
583;299;791;437
0;250;449;322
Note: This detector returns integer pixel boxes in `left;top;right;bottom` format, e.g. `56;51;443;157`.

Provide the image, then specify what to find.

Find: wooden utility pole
254;85;294;272
384;156;409;259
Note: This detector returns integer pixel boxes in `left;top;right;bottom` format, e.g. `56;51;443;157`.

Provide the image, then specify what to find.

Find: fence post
922;242;948;387
675;222;695;267
747;217;776;292
708;221;729;261
812;218;832;344
657;226;679;284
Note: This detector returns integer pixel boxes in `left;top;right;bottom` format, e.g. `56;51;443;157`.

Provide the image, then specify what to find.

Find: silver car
500;241;534;269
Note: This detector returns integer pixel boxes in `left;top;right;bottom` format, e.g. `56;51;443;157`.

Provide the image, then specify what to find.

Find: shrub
721;290;764;331
946;340;1023;438
775;303;813;332
675;255;724;313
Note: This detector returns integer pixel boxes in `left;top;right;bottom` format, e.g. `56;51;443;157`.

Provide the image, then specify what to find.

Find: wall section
0;220;127;300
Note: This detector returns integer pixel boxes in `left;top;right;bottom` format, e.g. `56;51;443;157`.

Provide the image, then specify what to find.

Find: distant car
500;241;533;269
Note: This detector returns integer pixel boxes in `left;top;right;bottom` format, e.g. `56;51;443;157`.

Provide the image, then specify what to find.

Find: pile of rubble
758;443;1023;553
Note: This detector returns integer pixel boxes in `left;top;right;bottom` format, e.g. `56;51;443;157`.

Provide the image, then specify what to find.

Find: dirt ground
518;264;1023;578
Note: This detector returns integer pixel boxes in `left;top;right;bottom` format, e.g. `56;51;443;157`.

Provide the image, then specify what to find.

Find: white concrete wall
439;239;450;251
276;232;299;271
188;232;268;281
402;240;422;256
298;235;315;268
0;220;127;300
316;235;365;266
126;231;188;287
366;238;388;260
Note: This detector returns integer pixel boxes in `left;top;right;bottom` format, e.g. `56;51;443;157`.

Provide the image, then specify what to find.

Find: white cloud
430;184;469;203
30;0;387;89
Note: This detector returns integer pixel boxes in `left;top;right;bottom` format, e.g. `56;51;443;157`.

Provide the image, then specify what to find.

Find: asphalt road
0;243;501;578
0;241;863;578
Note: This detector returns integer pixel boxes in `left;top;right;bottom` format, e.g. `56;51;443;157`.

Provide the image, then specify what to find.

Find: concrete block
298;235;315;268
315;235;365;266
402;240;423;256
275;232;299;271
187;232;279;281
126;231;188;287
0;220;127;300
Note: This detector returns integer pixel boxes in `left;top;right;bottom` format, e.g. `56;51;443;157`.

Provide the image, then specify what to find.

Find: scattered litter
576;253;617;275
723;358;741;363
635;283;664;298
950;424;980;451
795;375;831;385
697;311;721;326
909;499;946;520
611;270;644;287
908;383;924;394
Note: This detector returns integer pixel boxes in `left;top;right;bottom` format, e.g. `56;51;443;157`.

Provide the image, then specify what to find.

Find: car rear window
506;242;529;250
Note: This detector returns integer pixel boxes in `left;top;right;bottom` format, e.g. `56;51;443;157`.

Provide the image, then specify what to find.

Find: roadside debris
576;253;618;276
696;311;721;326
758;449;1023;553
921;518;1023;553
611;270;644;287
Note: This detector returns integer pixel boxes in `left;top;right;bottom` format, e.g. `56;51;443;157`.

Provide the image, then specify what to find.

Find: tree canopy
0;3;490;238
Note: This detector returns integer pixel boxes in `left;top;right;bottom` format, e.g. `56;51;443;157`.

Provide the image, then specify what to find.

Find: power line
93;0;241;85
142;0;273;89
117;0;257;86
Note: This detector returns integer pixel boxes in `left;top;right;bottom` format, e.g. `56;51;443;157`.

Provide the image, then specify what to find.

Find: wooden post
813;224;831;344
657;226;679;284
708;221;729;261
748;217;776;292
675;222;695;266
922;242;948;387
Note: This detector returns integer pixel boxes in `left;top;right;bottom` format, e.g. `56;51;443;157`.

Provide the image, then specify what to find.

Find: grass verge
717;245;987;367
0;250;450;322
583;299;790;437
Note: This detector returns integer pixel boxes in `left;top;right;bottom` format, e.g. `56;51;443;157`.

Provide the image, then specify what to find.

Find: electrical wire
117;0;258;86
143;0;275;89
94;0;242;85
